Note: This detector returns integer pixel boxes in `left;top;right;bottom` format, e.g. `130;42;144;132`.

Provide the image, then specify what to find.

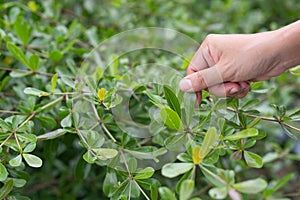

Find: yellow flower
192;145;204;165
97;88;106;101
28;1;38;12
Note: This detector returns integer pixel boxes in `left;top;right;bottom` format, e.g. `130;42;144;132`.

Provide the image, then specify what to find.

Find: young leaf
232;178;267;194
160;107;182;131
29;54;39;71
24;87;50;97
163;85;181;117
14;16;31;46
192;145;204;164
0;162;8;181
9;154;22;167
225;128;258;141
0;179;14;200
244;151;263;168
51;73;58;93
179;179;194;200
7;42;30;68
161;163;194;178
134;167;155;180
201;127;219;157
263;173;293;198
23;153;43;168
159;187;177;200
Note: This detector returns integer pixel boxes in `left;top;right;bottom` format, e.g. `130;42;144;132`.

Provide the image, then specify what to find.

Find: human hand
179;31;287;103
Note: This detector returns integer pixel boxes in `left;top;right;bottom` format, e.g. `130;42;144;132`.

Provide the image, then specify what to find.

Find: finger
179;66;223;92
230;81;251;98
186;46;211;75
196;91;202;105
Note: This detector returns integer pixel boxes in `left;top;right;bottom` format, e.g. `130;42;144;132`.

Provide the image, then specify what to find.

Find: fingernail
179;78;193;92
229;88;239;95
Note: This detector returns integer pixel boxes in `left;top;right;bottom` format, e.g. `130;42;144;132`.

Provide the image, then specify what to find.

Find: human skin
179;20;300;104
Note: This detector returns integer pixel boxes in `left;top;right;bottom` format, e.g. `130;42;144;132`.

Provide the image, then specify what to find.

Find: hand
179;31;287;103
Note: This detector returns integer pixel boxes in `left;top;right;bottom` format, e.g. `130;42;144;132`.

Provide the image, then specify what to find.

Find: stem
133;180;151;200
0;111;35;148
39;95;65;111
91;103;117;142
119;148;131;176
0;110;23;114
199;165;227;185
227;107;300;132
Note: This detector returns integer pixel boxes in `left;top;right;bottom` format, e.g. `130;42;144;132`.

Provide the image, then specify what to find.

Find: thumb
179;66;223;92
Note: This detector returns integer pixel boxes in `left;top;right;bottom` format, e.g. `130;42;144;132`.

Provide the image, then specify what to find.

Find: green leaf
37;129;68;140
93;148;118;160
17;133;37;143
159;187;177;200
183;93;196;126
134;167;155;180
163;85;181;117
161;163;194;178
61;114;72;128
225;128;258;141
233;178;267;194
209;187;228;199
51;73;58;93
14;16;30;46
7;42;30;68
103;169;118;197
29;54;39;71
0;162;8;181
10;71;32;77
244;151;263;168
9;154;22;167
289;65;300;76
0;179;14;199
49;50;63;62
201;127;219;157
0;118;11;131
179;179;194;200
165;134;186;151
23;153;43;168
81;130;105;149
24;87;50;97
247;118;261;128
160;107;182;131
109;54;119;76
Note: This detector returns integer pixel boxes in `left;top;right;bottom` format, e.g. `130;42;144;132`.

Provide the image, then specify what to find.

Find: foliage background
0;0;300;199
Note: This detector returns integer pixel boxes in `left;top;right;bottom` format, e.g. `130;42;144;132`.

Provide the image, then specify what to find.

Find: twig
227;107;300;132
91;103;117;142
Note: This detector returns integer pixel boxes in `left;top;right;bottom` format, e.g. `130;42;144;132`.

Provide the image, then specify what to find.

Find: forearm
276;20;300;70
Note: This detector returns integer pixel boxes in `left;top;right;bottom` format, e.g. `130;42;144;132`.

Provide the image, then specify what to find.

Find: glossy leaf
244;151;263;168
159;187;177;200
162;163;194;178
160;107;182;131
93;148;118;160
209;187;228;199
225;128;258;141
9;154;22;167
233;178;267;194
134;167;155;179
23;153;43;168
37;129;68;140
0;162;8;181
179;179;194;200
24;87;50;97
201;127;219;157
163;85;181;117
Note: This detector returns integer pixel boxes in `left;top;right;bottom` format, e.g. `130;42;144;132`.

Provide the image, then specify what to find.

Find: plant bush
0;1;300;199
